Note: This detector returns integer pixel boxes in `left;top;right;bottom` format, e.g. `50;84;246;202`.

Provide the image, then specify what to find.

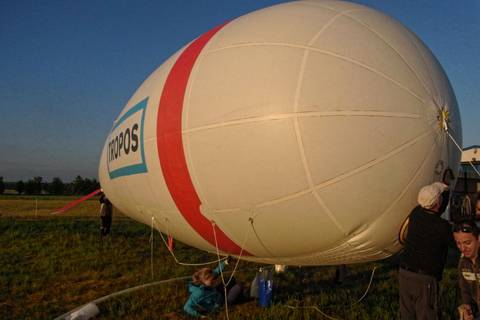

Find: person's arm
212;261;226;277
184;292;202;318
459;304;474;320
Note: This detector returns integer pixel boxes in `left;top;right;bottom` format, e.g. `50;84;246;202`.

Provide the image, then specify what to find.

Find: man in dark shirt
399;182;452;319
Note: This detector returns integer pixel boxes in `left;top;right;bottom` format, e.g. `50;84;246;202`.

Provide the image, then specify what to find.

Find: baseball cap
417;182;446;209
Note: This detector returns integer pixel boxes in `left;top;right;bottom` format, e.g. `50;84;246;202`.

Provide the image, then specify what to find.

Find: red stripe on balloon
157;23;250;256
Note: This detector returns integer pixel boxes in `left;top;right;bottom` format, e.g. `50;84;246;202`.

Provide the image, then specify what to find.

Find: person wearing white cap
399;181;452;319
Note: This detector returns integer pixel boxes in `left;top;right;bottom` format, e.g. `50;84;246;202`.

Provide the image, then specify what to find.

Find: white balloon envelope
99;0;462;265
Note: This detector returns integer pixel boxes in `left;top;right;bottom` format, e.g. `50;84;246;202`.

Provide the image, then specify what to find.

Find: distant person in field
183;258;243;318
399;182;452;320
99;193;112;236
453;221;480;320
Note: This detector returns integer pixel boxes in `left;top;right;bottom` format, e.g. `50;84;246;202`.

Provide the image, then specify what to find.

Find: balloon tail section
52;189;102;214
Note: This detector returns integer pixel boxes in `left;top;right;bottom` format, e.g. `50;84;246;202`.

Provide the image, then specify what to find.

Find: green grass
0;200;463;319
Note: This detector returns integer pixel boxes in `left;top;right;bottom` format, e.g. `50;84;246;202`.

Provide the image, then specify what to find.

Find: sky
0;0;478;182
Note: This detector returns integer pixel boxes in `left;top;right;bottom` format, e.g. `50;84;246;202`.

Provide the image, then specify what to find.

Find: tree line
0;176;100;195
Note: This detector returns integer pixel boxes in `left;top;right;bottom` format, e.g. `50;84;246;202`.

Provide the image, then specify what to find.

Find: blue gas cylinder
258;268;273;307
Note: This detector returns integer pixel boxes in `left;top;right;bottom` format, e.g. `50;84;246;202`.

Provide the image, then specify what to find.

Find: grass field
0;195;462;319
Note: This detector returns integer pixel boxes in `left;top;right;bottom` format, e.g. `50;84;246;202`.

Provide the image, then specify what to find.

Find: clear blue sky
0;0;478;182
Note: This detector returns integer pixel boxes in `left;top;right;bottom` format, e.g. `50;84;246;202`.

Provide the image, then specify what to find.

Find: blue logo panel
107;98;148;179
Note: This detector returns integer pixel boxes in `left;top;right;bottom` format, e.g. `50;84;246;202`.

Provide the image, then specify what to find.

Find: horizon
1;175;98;184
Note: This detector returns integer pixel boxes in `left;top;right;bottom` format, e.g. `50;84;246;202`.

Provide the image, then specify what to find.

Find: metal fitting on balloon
439;108;450;131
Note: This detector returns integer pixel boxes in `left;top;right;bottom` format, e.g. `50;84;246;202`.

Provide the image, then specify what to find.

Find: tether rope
152;217;226;266
211;219;252;320
249;217;276;257
442;121;479;220
53;275;191;320
447;131;480;178
150;217;154;279
352;265;378;305
285;305;340;320
285;265;379;319
56;211;380;320
443;121;480;177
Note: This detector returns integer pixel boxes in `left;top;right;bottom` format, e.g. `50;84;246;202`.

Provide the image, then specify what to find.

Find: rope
58;210;379;320
352;265;378;305
53;275;191;320
211;219;252;320
211;221;230;320
219;221;251;286
54;268;247;320
151;211;379;319
246;217;378;316
445;127;479;221
447;131;480;178
249;217;276;257
152;217;226;266
285;305;340;320
284;265;379;319
150;217;154;279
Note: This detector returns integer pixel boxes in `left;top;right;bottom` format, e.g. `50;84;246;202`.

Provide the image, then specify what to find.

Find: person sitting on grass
183;258;243;318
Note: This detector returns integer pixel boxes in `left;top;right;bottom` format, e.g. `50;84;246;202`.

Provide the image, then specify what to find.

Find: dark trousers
399;268;439;320
226;283;243;305
101;215;112;236
216;280;243;305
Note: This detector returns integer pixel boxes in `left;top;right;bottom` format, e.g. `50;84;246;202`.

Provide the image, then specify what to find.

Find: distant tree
0;177;4;195
63;176;100;195
80;178;100;194
71;175;84;195
91;178;100;192
33;176;43;194
64;182;73;195
16;180;25;195
24;180;35;195
50;177;65;195
23;177;43;195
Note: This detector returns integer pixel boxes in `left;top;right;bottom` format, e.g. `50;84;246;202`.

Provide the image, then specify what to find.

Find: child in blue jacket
183;260;243;318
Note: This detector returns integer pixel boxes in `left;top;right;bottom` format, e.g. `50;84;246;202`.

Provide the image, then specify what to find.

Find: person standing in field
453;221;480;320
99;193;113;236
399;182;452;319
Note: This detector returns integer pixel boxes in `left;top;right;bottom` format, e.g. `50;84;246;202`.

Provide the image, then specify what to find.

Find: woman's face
203;275;215;287
454;231;480;260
